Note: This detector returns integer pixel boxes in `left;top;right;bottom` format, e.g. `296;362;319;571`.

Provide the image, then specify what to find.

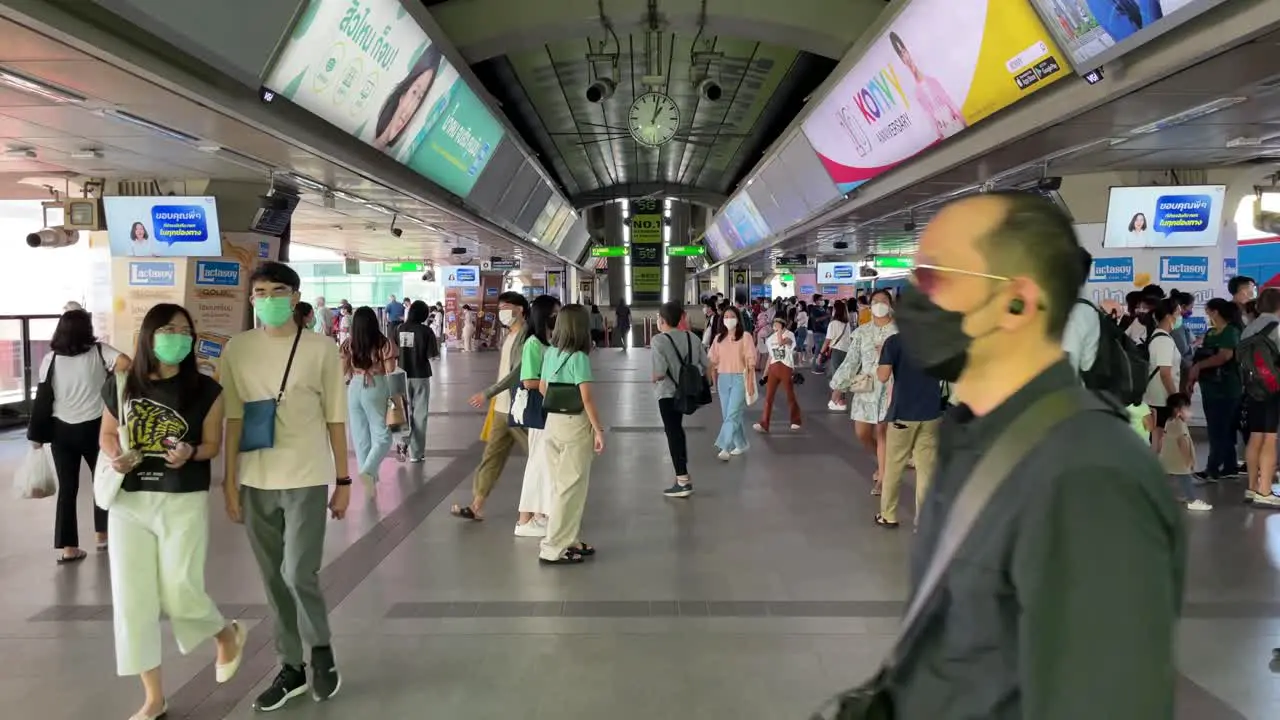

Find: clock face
628;92;680;147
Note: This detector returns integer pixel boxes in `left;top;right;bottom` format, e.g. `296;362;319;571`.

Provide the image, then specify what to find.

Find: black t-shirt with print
103;372;222;493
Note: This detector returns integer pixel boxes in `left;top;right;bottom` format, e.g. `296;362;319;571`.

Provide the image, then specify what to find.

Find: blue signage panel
128;261;177;286
1159;255;1210;283
1088;256;1134;283
193;260;241;286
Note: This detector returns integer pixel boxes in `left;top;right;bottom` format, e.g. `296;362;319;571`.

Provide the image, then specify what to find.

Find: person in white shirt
753;317;802;433
219;261;350;711
823;300;855;410
1062;249;1101;376
1144;299;1181;453
314;297;334;338
30;309;130;562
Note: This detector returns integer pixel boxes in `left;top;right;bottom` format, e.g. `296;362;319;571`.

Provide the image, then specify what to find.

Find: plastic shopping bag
15;445;57;499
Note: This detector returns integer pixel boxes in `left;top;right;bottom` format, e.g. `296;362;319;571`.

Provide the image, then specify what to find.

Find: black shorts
1246;396;1280;434
1153;404;1174;429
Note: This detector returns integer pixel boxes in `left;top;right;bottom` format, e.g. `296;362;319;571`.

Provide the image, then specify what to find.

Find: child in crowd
1127;402;1152;439
1161;393;1212;511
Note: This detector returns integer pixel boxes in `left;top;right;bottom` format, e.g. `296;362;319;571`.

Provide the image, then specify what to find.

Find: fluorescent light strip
364;203;394;215
0;68;84;104
287;173;328;193
1128;97;1249;136
106;110;200;143
330;190;365;204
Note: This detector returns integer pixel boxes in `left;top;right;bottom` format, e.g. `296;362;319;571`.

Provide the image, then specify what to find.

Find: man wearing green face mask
218;261;351;711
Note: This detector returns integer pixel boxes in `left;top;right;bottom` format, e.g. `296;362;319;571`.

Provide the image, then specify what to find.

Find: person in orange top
709;306;757;460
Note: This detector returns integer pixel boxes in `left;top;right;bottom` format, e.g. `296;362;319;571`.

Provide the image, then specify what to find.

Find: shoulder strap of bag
97;343;107;371
884;388;1083;671
276;326;303;403
115;370;130;450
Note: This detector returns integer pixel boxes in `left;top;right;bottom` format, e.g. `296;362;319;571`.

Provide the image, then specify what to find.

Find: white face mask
871;302;892;318
724;318;738;329
498;309;515;326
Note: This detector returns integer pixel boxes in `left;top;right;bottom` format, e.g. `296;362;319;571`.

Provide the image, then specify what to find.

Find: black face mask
894;284;975;382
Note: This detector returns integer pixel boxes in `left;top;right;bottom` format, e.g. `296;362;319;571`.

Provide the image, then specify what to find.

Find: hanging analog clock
628;92;680;148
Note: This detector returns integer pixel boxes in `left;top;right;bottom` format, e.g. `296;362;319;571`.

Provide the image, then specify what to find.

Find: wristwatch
335;477;352;486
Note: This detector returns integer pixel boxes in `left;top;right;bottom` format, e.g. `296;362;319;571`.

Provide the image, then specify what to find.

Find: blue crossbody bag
239;327;302;452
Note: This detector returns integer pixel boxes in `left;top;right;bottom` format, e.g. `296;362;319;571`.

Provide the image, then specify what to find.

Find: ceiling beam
569;182;727;210
432;0;884;63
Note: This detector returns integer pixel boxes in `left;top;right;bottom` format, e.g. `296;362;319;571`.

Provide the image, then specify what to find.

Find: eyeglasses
912;263;1011;294
156;324;193;336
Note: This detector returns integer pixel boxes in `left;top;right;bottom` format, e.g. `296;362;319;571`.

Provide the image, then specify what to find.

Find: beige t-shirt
221;328;347;490
492;330;519;414
1158;417;1195;475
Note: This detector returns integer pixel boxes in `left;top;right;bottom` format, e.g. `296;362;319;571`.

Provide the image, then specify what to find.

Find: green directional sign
382;261;424;273
873;256;914;269
667;245;706;257
590;246;627;257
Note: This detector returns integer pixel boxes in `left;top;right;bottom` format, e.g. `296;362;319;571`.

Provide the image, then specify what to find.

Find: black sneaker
311;646;341;702
662;482;693;498
253;665;308;712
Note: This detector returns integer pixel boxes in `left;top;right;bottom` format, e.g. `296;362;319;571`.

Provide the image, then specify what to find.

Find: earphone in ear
1008;298;1026;315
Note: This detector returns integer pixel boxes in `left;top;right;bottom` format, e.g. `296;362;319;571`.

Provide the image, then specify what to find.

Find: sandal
572;542;596;557
875;513;900;529
450;505;483;521
539;548;586;565
57;549;87;564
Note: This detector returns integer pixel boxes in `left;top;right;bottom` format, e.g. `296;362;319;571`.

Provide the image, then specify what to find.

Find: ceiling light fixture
286;173;328;193
70;149;103;159
195;144;222;153
330;190;365;204
104;109;200;143
1128;97;1249;136
1;147;36;160
0;68;84;104
403;215;428;226
364;203;394;215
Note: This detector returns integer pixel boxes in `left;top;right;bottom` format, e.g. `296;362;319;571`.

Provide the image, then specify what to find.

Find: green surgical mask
1173;316;1184;330
254;296;294;327
153;334;192;364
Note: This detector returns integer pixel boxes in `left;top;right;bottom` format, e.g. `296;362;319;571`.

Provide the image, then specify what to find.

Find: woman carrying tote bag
513;294;560;537
97;303;246;720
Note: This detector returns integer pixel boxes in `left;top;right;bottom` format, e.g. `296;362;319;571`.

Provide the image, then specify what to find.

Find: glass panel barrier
0;314;62;428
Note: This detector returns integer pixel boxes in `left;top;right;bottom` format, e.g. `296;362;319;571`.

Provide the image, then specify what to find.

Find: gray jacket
483;325;530;400
652;329;710;399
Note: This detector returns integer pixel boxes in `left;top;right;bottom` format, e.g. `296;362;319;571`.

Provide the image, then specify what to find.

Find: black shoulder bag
543;352;585;415
809;388;1085;720
27;355;57;443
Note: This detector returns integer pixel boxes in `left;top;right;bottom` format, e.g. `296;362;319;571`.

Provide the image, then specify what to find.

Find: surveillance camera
422;270;436;282
585;78;616;104
833;240;849;250
391;227;403;239
26;226;79;248
903;221;916;232
698;79;722;102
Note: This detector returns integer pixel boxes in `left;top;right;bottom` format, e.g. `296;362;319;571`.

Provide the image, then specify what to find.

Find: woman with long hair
462;304;477;352
341;307;400;493
99;303;245;720
32;309;130;563
397;300;439;463
823;300;853;411
515;294;561;536
538;305;605;565
709;305;755;463
834;289;898;494
293;301;316;331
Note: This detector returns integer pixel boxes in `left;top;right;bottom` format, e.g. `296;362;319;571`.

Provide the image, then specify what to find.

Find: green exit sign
590;246;627;257
666;245;705;257
874;256;914;269
382;261;424;273
780;273;795;282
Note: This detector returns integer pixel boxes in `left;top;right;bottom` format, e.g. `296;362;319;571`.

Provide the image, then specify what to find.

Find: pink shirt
710;333;756;374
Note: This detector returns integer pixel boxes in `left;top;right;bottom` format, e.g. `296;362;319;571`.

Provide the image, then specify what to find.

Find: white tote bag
93;371;130;510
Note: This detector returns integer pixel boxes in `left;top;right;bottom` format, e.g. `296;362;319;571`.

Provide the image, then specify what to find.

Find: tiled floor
1;348;1276;718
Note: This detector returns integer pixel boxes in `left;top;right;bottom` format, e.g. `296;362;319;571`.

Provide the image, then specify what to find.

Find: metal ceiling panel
494;162;540;224
515;181;553;232
461;136;523;213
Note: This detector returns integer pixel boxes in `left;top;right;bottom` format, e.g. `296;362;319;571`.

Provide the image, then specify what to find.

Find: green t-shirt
1126;404;1151;438
542;347;593;385
1199;324;1241;399
520;337;547;381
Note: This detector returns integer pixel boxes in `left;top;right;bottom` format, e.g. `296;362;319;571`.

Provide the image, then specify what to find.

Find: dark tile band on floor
163;440;485;720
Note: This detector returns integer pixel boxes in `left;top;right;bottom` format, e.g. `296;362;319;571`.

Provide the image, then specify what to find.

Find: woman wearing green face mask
99;303;244;720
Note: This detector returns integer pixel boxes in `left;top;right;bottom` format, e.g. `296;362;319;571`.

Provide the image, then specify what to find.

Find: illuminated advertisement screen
104;196;223;258
705;223;733;263
1103;184;1227;249
1028;0;1229;72
722;193;772;250
816;261;859;285
264;0;506;198
800;0;1066;193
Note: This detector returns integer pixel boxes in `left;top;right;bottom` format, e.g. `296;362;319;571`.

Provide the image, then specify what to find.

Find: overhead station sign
800;0;1065;193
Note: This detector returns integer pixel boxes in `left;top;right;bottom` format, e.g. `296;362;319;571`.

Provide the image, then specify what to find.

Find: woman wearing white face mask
832;289;897;494
709;306;756;463
462;304;477;352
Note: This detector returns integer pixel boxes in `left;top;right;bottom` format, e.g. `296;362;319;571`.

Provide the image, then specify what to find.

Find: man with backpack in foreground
651;302;710;498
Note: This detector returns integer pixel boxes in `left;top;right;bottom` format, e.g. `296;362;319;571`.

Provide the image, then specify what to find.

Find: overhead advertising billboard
705;223;732;263
104;196;223;258
630;210;663;303
264;0;505;198
1102;185;1226;249
1028;0;1228;72
442;265;479;287
801;0;1066;193
817;261;859;285
721;193;772;252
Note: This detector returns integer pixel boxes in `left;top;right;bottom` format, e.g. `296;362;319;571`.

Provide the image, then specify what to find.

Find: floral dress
832;320;898;424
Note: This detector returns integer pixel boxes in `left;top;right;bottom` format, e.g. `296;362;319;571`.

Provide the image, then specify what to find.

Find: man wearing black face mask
879;192;1184;720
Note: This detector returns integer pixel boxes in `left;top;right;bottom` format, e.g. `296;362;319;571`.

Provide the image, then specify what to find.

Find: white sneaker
1254;494;1280;508
214;621;247;683
717;450;731;461
790;424;802;431
361;473;377;496
729;447;746;456
828;401;848;412
1246;489;1258;502
1186;500;1213;511
753;423;766;433
514;521;546;538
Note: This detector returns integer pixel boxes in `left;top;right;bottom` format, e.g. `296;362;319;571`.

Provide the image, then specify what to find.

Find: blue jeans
1170;474;1200;503
348;374;392;478
811;332;828;369
1202;393;1240;476
716;373;748;452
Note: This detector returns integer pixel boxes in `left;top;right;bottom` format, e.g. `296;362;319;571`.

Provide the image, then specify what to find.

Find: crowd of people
25;189;1261;717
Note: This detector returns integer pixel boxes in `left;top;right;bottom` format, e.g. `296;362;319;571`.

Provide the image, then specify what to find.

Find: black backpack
1238;322;1280;401
664;332;710;415
1077;300;1155;406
